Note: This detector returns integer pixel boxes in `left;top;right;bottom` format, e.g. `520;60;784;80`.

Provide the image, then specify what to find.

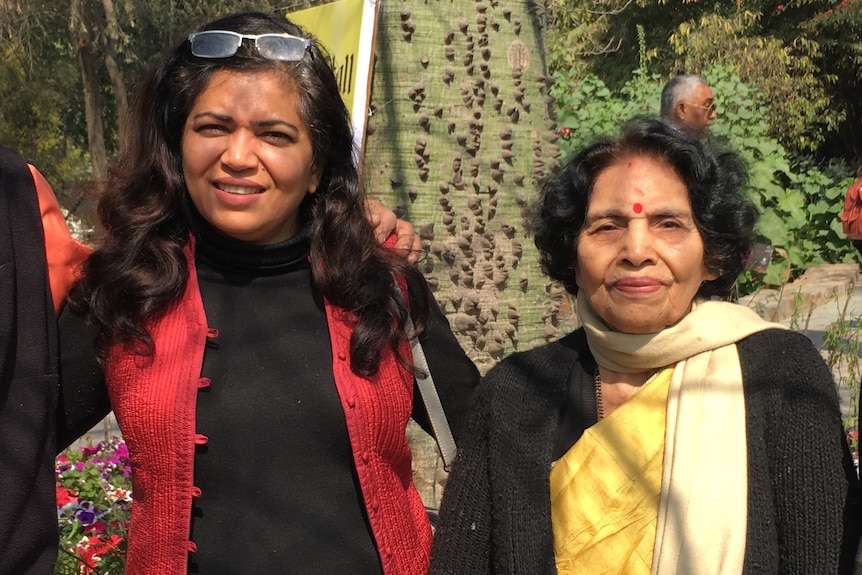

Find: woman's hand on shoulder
365;199;421;263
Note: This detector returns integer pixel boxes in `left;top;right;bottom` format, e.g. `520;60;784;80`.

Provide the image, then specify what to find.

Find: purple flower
81;445;101;458
75;504;97;526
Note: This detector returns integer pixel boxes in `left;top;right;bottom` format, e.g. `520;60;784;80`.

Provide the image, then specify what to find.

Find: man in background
660;74;717;139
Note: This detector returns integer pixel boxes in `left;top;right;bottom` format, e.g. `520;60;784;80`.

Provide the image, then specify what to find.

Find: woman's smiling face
181;68;320;245
575;154;717;334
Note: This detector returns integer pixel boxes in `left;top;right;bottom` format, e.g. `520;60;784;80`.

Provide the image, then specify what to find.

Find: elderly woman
428;117;860;574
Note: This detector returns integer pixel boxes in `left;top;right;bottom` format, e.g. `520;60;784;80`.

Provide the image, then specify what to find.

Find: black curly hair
531;116;757;299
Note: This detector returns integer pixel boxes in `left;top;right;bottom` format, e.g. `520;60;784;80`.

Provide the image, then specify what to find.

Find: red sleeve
844;178;862;210
29;165;93;314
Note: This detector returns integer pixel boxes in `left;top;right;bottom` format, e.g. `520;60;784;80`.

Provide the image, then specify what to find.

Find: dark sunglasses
188;30;311;61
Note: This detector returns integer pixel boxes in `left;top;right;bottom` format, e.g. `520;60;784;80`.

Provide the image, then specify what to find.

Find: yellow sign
289;0;365;112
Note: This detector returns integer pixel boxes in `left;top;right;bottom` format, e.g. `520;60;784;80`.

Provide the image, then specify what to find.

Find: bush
552;60;857;295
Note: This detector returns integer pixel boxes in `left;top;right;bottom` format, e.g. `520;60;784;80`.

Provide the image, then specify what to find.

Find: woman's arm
428;376;495;575
740;329;861;574
410;283;480;441
55;304;111;451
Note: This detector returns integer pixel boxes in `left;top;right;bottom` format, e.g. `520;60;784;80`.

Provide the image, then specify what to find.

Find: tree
361;0;566;507
0;0;90;187
70;0;109;181
364;0;566;376
543;0;862;161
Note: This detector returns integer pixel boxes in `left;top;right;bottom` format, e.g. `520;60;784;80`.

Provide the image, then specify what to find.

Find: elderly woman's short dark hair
531;116;757;299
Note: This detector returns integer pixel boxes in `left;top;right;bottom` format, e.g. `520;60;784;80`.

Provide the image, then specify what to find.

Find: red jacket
105;242;432;575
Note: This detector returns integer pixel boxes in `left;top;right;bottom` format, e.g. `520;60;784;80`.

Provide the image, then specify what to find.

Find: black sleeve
428;366;496;575
55;304;111;451
740;329;861;574
430;341;572;575
410;281;481;442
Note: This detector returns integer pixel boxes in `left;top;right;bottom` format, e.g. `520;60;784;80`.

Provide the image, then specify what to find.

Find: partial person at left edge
0;144;102;575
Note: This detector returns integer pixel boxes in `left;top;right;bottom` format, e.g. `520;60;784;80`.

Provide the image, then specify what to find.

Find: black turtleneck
188;214;479;574
189;214;382;574
57;211;480;574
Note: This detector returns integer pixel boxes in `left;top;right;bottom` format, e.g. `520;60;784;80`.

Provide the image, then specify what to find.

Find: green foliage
552;59;858;295
553;23;661;157
706;64;857;287
670;11;840;152
553;71;661;159
0;37;91;186
544;0;862;160
545;0;634;83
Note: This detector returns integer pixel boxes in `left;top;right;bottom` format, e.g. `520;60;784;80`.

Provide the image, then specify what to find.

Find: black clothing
58;211;480;575
0;146;60;575
189;217;383;574
430;328;861;575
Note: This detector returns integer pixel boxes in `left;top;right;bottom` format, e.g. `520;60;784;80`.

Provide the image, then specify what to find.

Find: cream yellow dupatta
576;297;786;575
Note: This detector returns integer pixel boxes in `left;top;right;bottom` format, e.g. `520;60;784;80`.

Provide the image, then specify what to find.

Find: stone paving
740;262;862;419
739;263;860;325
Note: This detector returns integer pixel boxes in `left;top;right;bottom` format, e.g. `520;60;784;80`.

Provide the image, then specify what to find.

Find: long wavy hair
71;11;427;376
531;116;758;299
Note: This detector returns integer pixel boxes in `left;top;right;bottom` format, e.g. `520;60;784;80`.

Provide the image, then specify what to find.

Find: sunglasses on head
188;30;311;61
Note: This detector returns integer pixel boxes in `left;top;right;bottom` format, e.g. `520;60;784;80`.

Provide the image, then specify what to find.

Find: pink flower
80;445;101;458
84;520;108;535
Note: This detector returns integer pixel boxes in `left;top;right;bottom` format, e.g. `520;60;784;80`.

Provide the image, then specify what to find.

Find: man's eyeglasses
684;101;717;115
188;30;311;61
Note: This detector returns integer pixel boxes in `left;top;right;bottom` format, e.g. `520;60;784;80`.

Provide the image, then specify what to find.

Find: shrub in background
552;55;856;294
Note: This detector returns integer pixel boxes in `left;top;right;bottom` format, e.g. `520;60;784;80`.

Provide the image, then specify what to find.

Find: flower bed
55;437;131;575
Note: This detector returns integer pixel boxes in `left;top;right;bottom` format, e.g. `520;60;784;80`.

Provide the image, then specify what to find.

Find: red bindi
632;202;643;213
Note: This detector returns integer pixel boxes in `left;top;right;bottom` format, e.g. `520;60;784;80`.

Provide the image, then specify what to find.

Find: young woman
59;11;478;575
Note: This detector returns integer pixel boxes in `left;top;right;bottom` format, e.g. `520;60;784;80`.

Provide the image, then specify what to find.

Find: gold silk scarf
551;367;673;575
575;297;786;575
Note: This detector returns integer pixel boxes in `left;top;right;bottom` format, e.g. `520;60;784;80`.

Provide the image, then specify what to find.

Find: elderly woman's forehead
581;153;690;208
607;151;678;172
